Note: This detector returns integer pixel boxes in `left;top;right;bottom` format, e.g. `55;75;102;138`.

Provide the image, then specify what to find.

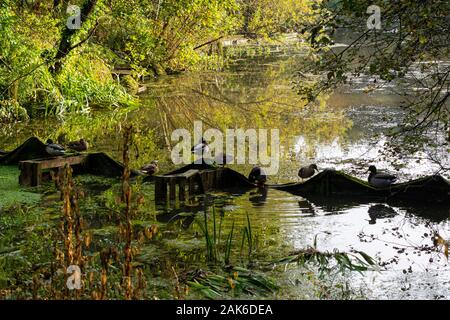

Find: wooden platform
154;168;226;205
19;154;88;187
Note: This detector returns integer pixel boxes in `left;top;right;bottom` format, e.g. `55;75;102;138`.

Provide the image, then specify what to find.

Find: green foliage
56;50;137;114
238;0;320;38
121;75;140;95
0;100;29;123
0;2;136;118
100;0;238;73
187;266;278;299
273;246;377;278
0;0;322;121
197;207;260;265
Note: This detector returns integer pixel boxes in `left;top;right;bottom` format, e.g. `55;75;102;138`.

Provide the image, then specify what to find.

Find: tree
51;0;99;75
298;0;450;150
237;0;319;38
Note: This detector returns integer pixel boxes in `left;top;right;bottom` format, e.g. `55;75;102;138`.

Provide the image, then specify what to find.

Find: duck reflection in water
368;204;397;224
249;186;268;207
298;199;316;216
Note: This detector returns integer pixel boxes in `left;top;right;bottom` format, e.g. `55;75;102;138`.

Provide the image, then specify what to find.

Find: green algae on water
0;166;41;209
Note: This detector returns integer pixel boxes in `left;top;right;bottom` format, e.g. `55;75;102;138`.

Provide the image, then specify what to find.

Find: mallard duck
298;164;319;181
191;138;209;156
368;165;397;187
57;133;67;145
248;166;267;187
140;160;159;176
68;139;88;152
46;139;65;156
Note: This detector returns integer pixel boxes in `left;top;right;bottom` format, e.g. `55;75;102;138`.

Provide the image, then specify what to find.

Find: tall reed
120;125;134;299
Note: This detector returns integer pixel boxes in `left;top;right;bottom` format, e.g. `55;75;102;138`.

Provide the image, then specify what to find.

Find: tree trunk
50;0;98;75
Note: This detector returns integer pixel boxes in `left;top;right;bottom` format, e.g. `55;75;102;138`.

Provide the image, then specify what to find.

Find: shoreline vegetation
0;0;318;122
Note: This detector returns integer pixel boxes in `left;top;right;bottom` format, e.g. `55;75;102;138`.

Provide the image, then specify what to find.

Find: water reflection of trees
143;55;353;158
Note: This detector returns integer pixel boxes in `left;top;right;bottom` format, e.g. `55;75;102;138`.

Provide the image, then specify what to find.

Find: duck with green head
367;165;397;187
46;139;65;156
298;164;319;182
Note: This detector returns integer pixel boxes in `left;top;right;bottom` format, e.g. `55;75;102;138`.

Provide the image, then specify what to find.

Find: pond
0;40;448;300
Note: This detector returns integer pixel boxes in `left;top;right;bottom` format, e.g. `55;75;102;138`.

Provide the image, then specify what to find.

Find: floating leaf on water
433;233;449;259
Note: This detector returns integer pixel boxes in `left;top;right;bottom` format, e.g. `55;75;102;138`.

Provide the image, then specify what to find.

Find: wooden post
19;162;33;186
169;178;176;201
188;176;195;199
153;169;201;207
154;176;167;204
32;163;42;186
179;179;186;202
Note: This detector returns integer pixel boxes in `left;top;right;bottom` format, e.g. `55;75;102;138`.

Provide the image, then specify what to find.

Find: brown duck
68;139;89;152
140;160;159;176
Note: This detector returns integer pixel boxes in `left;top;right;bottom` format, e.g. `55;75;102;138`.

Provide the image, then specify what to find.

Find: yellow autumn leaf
228;278;235;289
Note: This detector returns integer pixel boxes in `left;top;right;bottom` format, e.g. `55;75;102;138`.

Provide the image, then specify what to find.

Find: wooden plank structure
272;169;450;204
154;168;227;205
19;154;88;187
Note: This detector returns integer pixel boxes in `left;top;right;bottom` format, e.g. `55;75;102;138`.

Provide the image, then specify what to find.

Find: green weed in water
187;266;278;299
0;166;41;209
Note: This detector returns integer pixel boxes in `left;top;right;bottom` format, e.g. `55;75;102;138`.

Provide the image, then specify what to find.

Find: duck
46;139;65;156
248;166;267;187
67;139;89;152
140;160;159;176
57;133;67;145
367;165;397;188
191;138;209;156
298;164;319;182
